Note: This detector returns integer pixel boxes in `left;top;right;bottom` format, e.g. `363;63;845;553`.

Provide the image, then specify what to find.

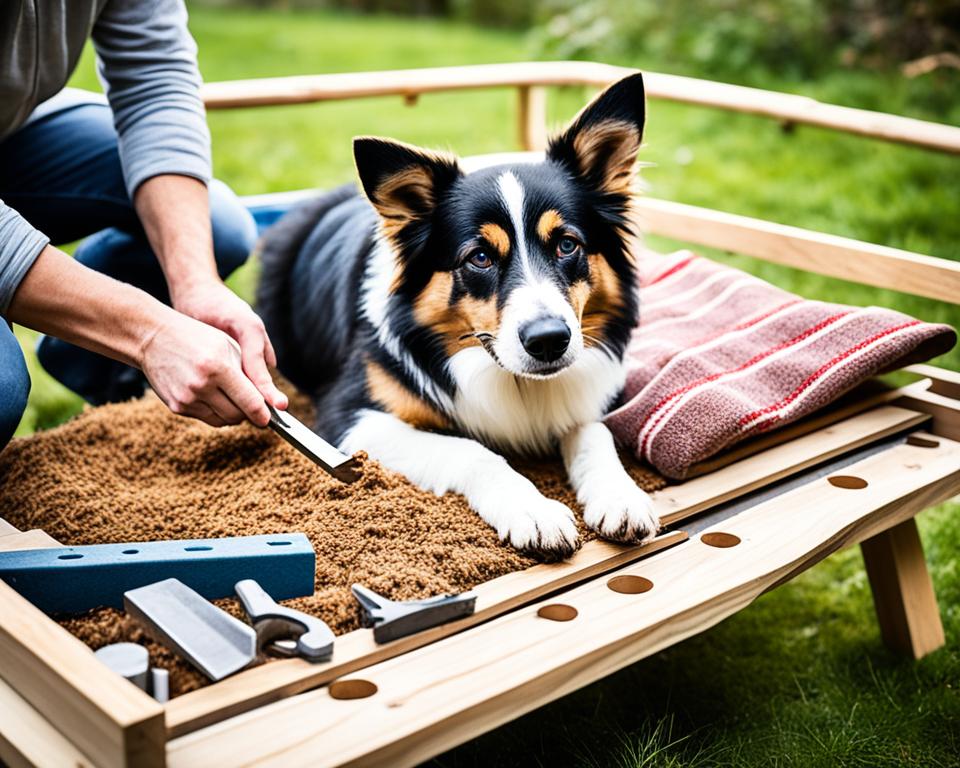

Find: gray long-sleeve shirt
0;0;212;314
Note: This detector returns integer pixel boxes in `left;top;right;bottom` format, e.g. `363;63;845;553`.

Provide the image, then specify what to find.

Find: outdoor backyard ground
10;5;960;766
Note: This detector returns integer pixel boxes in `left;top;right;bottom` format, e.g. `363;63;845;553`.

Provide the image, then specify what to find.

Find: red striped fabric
604;251;956;479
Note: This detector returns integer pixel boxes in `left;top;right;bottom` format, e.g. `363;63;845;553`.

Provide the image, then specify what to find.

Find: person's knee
0;332;31;448
209;179;257;279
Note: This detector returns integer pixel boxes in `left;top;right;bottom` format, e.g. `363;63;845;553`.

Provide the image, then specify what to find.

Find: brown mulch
0;388;664;697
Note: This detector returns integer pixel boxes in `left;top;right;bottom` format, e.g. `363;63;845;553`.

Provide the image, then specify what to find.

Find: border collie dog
258;74;658;558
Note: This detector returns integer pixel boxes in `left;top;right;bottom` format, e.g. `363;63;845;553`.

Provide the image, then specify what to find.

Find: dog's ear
354;137;461;242
547;73;645;197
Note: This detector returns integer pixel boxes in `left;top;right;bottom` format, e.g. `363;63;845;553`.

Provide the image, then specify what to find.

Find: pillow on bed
605;250;957;479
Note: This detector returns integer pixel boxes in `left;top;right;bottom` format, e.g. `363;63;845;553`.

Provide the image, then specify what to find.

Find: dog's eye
468;250;493;269
557;236;582;258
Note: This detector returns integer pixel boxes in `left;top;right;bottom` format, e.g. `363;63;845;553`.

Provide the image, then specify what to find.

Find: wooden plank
0;518;19;536
895;387;960;442
0;529;62;551
634;197;960;304
165;530;686;738
0;524;166;768
657;405;928;522
167;432;960;768
199;62;960;155
0;675;96;768
166;403;923;738
861;518;945;658
904;364;960;400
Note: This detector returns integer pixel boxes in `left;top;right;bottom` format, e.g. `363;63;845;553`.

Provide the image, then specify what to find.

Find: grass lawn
10;5;960;765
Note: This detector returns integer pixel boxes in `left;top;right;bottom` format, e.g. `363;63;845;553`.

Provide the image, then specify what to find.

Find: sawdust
0;389;664;697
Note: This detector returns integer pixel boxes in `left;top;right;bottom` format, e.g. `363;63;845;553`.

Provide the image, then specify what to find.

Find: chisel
267;406;360;483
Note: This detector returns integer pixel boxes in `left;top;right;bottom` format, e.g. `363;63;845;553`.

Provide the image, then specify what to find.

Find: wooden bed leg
517;86;547;151
860;517;945;659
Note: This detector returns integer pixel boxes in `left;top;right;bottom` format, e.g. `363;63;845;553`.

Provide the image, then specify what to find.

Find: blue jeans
0;102;257;448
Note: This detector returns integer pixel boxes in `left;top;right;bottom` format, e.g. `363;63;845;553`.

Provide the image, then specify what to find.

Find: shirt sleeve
92;0;212;197
0;200;50;315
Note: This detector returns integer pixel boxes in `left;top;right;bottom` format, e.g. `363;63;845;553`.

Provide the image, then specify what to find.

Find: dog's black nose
519;317;571;363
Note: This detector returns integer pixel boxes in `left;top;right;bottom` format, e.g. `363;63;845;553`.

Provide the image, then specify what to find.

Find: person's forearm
6;244;172;368
134;174;219;307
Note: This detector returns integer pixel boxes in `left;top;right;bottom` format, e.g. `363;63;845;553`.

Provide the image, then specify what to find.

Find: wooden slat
167;432;960;768
164;530;686;738
517;85;548;152
861;517;945;658
200;62;960;155
165;403;922;737
634;197;960;305
0;529;62;551
904;364;960;400
657;404;928;522
0;676;95;768
0;530;165;768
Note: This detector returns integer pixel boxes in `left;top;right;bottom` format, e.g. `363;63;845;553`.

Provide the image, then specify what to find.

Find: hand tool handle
235;578;278;620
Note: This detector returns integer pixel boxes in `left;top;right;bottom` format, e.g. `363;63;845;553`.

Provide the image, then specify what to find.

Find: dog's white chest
447;347;626;455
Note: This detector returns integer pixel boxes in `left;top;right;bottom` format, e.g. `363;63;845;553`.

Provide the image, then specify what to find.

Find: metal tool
268;405;360;483
351;584;477;644
94;642;150;691
235;579;335;662
0;533;316;615
124;578;257;681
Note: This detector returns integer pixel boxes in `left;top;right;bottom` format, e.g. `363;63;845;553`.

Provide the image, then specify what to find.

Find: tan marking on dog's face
581;253;625;344
572;119;641;196
568;280;591;320
413;272;502;354
479;222;510;258
536;210;564;242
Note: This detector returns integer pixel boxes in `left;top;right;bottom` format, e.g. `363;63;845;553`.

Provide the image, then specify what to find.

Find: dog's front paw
496;494;580;561
582;478;660;544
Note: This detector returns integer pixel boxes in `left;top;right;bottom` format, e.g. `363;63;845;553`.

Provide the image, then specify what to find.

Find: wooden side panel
167;433;960;768
634;197;960;304
861;518;946;658
0;676;95;768
0;526;165;768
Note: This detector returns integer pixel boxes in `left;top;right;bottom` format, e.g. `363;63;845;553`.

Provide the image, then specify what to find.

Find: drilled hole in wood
906;435;939;448
329;679;378;700
537;604;578;621
607;575;654;594
828;475;868;489
701;532;741;548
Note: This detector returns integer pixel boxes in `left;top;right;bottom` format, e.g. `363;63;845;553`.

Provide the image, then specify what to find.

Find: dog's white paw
495;493;580;560
581;477;659;544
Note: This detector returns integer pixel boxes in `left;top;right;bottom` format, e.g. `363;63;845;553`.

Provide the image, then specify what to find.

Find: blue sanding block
0;533;315;615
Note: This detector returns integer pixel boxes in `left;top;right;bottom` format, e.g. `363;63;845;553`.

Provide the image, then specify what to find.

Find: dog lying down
257;73;658;558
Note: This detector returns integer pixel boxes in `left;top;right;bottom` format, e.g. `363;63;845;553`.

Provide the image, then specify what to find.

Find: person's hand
139;305;281;428
170;280;289;416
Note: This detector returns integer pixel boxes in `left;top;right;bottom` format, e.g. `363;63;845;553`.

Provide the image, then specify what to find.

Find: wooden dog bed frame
2;62;959;768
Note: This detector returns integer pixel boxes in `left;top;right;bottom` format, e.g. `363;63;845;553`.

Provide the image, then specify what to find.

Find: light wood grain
517;85;548;152
0;526;165;768
165;404;925;738
164;530;685;738
0;676;95;768
895;387;960;442
904;364;960;400
0;529;62;551
199;62;960;154
167;433;960;768
861;517;946;658
634;197;960;304
656;405;928;522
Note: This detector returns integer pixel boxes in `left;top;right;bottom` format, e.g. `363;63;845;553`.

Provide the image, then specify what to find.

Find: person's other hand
171;280;289;417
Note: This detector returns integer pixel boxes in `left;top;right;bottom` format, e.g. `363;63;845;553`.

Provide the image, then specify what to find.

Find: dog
257;73;658;558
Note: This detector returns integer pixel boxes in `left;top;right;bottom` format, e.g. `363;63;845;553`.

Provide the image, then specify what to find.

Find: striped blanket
605;250;956;479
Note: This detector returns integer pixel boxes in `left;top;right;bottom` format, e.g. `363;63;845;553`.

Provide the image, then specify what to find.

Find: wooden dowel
517;85;548;152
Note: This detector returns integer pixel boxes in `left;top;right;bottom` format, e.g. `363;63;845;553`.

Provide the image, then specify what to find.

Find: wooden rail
200;61;960;155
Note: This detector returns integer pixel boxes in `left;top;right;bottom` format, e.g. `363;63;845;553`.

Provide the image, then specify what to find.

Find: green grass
9;5;960;766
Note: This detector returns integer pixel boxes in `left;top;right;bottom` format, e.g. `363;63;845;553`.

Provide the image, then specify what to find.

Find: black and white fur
258;74;658;558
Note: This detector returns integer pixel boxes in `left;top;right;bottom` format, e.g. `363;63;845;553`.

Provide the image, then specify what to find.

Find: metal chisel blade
267;405;360;483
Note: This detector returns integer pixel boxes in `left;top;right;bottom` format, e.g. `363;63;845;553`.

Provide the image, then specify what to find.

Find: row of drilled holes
328;436;943;701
